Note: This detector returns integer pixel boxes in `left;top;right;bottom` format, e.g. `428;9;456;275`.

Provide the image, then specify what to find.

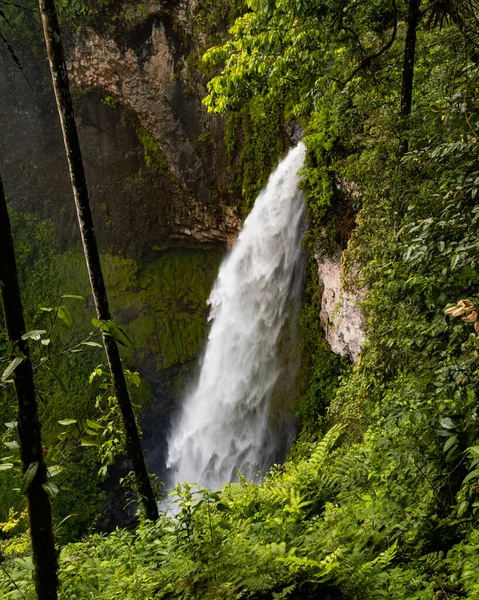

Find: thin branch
342;25;366;56
0;0;38;12
463;66;479;138
0;30;34;91
0;562;28;600
342;0;398;86
32;327;103;372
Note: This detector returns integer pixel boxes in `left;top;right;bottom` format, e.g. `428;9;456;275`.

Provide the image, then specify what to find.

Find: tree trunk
399;0;421;153
0;172;58;600
37;0;159;521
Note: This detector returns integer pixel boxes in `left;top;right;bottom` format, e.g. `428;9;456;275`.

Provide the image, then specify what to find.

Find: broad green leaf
41;338;51;346
445;446;460;463
5;441;20;450
2;356;24;382
5;421;17;429
62;294;85;301
443;435;458;452
86;419;103;430
47;465;63;478
440;417;455;430
81;439;102;448
463;468;479;484
21;330;46;341
92;318;135;349
58;419;77;426
91;318;106;331
21;461;38;494
56;305;73;328
467;446;479;459
457;500;469;517
42;481;59;497
81;341;103;348
0;464;14;471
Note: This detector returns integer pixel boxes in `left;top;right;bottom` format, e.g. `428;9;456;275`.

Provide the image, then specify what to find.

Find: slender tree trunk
399;0;421;153
0;172;58;600
37;0;158;521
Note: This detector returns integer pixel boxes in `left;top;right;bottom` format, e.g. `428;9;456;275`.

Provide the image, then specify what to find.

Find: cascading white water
167;143;306;489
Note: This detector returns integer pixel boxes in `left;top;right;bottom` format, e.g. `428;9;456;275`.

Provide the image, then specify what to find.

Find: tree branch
342;0;398;86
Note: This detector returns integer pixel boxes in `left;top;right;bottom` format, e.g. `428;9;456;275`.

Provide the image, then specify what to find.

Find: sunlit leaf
4;440;19;450
56;305;73;328
1;356;24;382
21;330;46;341
42;481;59;497
440;417;455;430
92;318;135;349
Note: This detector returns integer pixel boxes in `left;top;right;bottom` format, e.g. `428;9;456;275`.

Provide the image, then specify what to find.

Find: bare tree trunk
0;172;58;600
399;0;421;153
37;0;158;521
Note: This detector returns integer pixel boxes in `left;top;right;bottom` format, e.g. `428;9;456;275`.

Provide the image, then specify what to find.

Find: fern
308;424;345;476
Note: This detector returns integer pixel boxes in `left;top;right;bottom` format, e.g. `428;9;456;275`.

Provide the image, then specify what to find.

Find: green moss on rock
134;124;168;173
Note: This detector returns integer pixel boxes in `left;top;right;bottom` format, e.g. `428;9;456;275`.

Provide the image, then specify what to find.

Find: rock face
0;4;240;257
68;21;240;250
316;251;366;362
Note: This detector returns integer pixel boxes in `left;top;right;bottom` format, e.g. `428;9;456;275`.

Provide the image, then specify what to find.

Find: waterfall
166;143;306;489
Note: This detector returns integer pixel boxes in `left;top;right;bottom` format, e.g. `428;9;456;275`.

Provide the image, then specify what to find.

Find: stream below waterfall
166;143;307;489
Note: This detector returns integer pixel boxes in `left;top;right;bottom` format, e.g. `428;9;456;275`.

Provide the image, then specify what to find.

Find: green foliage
225;95;284;215
98;249;222;369
202;0;400;116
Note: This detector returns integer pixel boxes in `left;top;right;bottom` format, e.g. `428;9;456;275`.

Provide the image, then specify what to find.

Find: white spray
167;143;306;489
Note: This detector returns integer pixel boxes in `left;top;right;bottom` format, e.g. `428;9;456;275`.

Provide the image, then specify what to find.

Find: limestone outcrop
316;251;366;362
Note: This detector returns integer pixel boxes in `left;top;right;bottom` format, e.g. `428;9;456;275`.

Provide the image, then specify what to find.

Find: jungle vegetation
2;0;479;598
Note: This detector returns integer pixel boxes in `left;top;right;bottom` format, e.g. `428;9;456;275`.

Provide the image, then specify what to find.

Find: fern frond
263;482;293;505
309;424;345;476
